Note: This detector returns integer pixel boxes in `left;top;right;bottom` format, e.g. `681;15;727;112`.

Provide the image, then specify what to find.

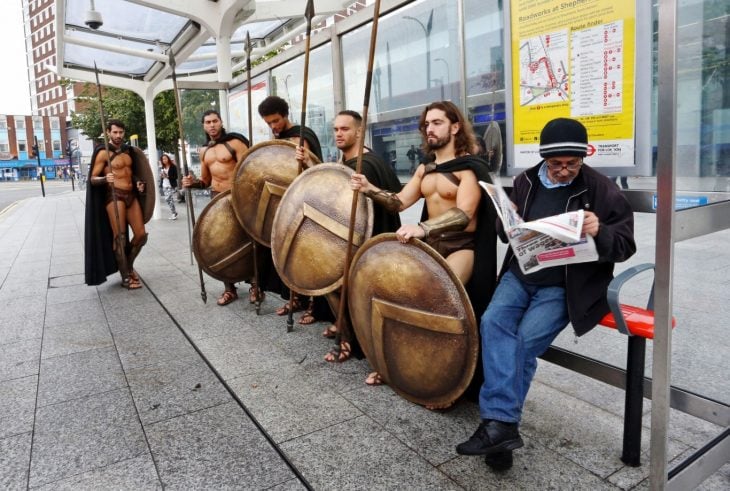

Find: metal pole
34;137;45;197
334;0;383;357
169;52;207;303
651;0;678;487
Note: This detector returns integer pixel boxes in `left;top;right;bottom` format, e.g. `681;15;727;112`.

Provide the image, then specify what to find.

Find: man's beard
426;134;450;151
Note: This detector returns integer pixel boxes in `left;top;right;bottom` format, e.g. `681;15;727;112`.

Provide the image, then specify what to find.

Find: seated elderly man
456;117;636;471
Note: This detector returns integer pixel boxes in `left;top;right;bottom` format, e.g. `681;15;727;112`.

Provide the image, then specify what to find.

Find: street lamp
434;57;450;98
403;9;434;90
283;74;293;110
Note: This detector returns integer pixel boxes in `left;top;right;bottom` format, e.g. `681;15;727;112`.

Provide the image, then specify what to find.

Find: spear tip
304;0;315;22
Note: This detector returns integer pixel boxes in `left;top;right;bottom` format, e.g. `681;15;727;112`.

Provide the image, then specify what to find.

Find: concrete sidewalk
0;190;727;490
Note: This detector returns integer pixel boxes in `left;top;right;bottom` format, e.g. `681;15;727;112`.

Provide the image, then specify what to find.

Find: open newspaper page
480;177;598;274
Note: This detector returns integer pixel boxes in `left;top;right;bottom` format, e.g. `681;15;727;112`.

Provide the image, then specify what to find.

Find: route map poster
229;78;270;144
509;0;637;168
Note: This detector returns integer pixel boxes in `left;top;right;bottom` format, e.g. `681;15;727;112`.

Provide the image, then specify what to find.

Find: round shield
131;147;155;223
347;234;478;408
483;121;503;174
231;140;320;247
192;190;255;284
270;164;373;296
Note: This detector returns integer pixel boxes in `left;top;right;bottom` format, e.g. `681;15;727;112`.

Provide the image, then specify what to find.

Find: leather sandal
275;296;302;316
321;325;337;338
217;290;238;306
365;372;384;386
324;342;351;363
121;275;143;290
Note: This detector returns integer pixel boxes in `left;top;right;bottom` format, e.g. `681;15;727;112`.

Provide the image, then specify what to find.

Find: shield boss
271;164;373;296
193;190;255;284
231;140;320;247
348;234;478;408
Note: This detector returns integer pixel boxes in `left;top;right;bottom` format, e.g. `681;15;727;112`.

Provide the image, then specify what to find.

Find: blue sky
0;1;32;115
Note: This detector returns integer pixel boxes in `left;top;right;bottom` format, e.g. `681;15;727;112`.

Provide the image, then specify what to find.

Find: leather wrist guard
364;189;402;213
192;179;207;189
90;176;107;186
419;207;469;238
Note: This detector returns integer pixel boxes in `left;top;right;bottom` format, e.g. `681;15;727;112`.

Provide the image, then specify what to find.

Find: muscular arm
395;165;427;210
229;139;249;163
354;164;423;211
90;149;109;178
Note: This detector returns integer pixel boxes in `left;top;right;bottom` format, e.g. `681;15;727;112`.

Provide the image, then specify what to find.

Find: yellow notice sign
511;0;636;167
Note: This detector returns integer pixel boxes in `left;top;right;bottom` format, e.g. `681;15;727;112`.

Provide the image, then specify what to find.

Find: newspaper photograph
480;177;599;274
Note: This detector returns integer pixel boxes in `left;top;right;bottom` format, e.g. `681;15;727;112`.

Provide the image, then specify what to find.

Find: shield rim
231;140;321;247
347;233;478;408
270;163;374;296
131;147;155;223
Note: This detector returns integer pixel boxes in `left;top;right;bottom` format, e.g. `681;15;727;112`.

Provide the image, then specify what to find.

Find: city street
0;180;79;214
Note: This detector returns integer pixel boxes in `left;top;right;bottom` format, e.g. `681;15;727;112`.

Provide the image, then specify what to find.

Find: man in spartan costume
296;109;403;362
351;100;498;392
84;119;149;289
257;95;332;326
182;109;250;306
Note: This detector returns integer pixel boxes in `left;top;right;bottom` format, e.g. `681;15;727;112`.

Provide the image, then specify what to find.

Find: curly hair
258;95;290;118
418;101;476;158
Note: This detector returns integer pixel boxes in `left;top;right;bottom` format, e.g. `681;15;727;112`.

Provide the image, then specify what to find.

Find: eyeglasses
546;159;582;171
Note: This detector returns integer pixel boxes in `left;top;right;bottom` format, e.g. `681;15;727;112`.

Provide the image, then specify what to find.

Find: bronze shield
231;140;320;247
347;234;478;408
192;190;255;284
270;164;373;296
131;147;155;223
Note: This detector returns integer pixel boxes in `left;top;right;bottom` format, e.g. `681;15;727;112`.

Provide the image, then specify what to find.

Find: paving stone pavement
0;188;727;490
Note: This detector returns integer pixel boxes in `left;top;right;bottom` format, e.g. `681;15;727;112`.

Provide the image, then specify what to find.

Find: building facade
0;114;70;181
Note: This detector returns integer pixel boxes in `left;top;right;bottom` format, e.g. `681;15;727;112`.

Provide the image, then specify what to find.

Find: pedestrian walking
160;154;178;220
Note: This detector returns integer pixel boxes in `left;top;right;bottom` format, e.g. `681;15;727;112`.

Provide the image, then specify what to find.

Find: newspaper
480;176;598;274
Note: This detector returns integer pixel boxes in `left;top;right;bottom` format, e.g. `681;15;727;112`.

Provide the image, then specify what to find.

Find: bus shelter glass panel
269;44;335;160
342;0;459;177
465;0;505;174
229;74;271;146
669;0;729;199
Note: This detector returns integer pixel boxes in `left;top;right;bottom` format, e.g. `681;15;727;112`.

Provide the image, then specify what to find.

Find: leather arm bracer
90;176;108;186
364;189;402;213
418;207;469;238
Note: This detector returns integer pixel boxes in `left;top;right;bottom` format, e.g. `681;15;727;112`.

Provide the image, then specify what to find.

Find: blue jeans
478;270;570;423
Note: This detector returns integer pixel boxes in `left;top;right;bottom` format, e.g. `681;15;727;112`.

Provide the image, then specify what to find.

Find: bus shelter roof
54;0;350;96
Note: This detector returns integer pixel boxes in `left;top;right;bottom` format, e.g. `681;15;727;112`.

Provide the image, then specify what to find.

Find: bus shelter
53;1;729;488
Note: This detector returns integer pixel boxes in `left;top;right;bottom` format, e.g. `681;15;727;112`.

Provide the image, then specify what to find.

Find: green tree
179;89;219;147
70;84;186;156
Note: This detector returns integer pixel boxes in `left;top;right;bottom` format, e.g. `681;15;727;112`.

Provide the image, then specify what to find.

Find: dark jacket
162;164;178;188
500;162;636;335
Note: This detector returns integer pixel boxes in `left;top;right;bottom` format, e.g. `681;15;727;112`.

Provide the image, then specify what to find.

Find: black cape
420;155;497;319
84;144;142;286
343;151;402;235
278;125;323;161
